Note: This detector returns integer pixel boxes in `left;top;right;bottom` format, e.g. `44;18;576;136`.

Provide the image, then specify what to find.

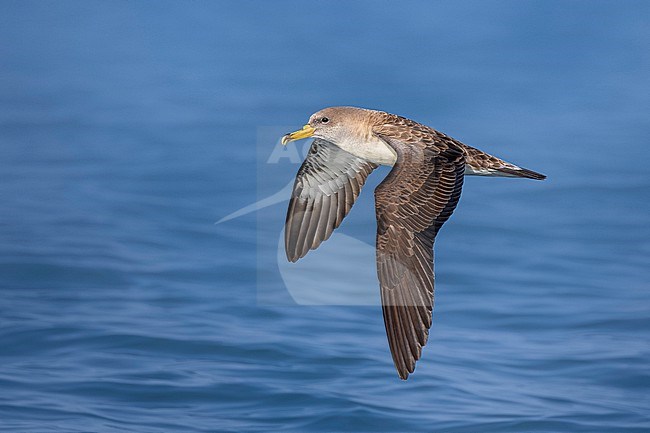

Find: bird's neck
335;133;397;166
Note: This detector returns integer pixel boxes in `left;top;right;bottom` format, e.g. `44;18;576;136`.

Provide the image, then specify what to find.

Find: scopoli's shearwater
282;106;545;379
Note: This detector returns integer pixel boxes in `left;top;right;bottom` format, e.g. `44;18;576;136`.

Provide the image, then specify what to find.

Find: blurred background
1;1;649;432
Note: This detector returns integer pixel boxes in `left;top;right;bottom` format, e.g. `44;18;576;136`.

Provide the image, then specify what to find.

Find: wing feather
285;139;377;262
373;130;465;380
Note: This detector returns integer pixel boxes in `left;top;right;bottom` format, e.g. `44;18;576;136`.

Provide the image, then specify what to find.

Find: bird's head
281;107;371;145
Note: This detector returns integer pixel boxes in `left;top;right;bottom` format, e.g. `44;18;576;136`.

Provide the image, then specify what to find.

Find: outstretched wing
373;131;465;380
285;139;377;262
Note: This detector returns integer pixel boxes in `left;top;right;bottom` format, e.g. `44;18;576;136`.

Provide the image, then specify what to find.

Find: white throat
331;134;397;166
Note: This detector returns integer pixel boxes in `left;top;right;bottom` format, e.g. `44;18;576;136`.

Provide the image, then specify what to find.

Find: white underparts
331;137;523;177
333;135;397;166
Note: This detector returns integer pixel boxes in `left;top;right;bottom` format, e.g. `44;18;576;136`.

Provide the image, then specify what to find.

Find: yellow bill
281;124;315;145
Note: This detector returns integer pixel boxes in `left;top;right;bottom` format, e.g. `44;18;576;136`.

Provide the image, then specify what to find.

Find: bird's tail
462;145;546;180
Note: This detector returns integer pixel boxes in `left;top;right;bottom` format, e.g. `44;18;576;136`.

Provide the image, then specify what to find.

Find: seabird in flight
281;106;545;379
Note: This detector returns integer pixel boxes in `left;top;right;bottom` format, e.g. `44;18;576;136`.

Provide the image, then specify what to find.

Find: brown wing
373;131;465;380
285;139;377;262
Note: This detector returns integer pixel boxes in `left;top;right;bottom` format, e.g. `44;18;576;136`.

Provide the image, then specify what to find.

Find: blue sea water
1;1;649;431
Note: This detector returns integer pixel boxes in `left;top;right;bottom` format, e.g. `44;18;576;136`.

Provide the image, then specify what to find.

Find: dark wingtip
285;242;310;262
285;249;302;263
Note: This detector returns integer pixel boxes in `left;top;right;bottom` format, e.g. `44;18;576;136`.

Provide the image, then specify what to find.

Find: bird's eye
321;117;329;123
